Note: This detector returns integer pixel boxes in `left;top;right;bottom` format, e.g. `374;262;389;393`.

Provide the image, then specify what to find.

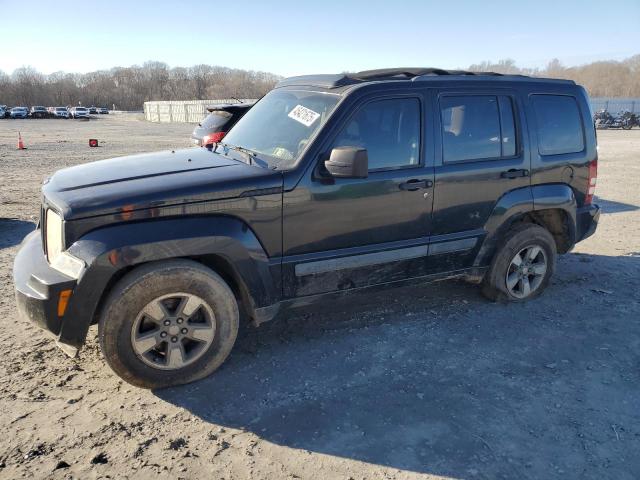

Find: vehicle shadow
0;218;35;249
156;252;640;479
595;196;639;214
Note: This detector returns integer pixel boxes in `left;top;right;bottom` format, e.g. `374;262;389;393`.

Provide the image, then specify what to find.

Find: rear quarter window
531;94;584;156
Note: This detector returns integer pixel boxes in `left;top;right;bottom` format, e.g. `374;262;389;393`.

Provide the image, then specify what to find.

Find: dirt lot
0;116;639;480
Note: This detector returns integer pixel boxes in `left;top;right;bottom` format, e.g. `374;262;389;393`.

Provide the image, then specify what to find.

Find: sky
1;0;639;77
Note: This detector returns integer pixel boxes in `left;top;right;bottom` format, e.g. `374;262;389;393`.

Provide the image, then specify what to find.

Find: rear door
430;88;532;271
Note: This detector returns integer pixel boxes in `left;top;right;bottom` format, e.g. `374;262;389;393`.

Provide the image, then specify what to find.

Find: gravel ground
0;116;639;480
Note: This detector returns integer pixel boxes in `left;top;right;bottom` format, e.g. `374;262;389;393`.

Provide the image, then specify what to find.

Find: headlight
46;209;63;263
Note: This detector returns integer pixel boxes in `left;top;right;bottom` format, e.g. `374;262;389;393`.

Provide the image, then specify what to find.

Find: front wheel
98;260;239;388
482;223;556;302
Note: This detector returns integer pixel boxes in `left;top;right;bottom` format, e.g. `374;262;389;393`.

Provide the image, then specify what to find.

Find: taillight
202;131;226;146
585;159;597;205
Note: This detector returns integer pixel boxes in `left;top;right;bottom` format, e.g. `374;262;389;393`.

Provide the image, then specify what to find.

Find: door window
440;95;517;162
332;98;421;170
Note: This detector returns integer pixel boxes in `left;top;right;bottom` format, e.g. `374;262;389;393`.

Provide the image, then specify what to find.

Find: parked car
191;103;253;147
0;106;5;119
89;106;97;114
13;68;600;389
30;106;48;118
97;107;109;114
52;106;69;119
0;105;9;118
9;107;28;119
69;106;90;119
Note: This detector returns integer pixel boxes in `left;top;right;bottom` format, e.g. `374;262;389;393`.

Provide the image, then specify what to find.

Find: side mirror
324;146;368;178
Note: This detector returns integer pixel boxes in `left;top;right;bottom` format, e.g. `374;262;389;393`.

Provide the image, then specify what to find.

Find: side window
440;95;517;163
332;98;420;170
531;95;584;156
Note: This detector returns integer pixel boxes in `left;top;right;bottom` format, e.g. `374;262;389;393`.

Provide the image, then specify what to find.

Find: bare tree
467;56;640;97
1;56;638;109
0;62;280;110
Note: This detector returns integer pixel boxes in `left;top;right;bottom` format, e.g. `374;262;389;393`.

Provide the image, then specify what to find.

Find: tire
481;223;556;302
98;259;239;389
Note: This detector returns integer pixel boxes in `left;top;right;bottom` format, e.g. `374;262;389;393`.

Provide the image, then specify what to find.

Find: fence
145;97;640;123
143;99;255;123
590;98;640;114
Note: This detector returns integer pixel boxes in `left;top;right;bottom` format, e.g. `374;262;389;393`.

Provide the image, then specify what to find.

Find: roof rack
351;68;506;80
275;68;571;89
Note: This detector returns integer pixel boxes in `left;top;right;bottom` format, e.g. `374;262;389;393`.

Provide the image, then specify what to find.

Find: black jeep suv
14;68;600;388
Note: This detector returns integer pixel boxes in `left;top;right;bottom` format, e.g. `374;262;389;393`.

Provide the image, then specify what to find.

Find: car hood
43;147;282;220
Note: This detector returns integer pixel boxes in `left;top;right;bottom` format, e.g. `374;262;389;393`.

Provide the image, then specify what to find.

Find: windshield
222;89;340;169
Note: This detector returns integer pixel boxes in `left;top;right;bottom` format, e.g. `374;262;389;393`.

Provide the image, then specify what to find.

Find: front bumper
576;203;600;242
13;231;80;355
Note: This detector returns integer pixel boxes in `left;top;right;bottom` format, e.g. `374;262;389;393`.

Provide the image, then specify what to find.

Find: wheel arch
61;215;280;349
475;184;577;267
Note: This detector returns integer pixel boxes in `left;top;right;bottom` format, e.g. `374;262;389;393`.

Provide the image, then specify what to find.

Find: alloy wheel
505;245;547;299
131;293;216;370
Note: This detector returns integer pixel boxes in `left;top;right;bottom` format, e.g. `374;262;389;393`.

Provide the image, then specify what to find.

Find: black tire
481;223;556;302
98;259;239;389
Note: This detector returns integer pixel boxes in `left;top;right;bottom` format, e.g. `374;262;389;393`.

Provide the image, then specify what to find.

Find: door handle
500;169;529;179
399;179;433;191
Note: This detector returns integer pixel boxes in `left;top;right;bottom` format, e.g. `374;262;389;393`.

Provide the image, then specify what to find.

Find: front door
282;94;435;298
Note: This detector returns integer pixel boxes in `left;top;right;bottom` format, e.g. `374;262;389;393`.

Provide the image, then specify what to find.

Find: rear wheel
482;223;556;302
98;260;239;389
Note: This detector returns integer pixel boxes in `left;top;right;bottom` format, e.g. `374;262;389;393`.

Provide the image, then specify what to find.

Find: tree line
1;56;639;110
469;55;640;98
0;62;281;110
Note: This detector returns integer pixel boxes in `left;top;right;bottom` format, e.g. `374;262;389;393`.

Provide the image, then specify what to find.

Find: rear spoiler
205;102;254;113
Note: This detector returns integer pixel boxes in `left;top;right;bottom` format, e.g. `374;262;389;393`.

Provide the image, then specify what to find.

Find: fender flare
59;216;279;348
475;183;577;267
531;183;577;243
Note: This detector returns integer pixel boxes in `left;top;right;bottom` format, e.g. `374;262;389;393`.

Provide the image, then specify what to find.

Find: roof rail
275;68;573;89
351;68;507;81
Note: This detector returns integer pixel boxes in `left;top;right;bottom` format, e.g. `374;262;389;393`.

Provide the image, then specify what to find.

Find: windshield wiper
216;142;270;168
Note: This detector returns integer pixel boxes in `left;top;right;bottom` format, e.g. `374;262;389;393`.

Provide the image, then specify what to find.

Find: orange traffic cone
17;132;25;150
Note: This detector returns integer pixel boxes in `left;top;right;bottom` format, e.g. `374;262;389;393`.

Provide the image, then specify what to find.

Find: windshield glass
56;107;66;111
222;89;340;169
